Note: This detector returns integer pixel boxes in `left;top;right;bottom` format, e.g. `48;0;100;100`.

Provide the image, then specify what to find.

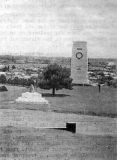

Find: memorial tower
71;41;88;84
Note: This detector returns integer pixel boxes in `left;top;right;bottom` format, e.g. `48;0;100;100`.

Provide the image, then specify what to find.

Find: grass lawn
0;86;117;160
0;85;117;117
0;126;116;160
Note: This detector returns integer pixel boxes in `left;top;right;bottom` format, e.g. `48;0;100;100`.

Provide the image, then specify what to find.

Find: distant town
0;55;117;87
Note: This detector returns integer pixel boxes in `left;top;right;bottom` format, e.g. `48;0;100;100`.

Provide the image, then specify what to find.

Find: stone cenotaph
71;41;88;84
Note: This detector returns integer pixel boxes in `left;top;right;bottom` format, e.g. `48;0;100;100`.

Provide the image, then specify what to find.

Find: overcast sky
0;0;117;58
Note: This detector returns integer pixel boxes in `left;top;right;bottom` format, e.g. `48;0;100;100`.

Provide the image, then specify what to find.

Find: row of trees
7;77;35;86
0;75;34;87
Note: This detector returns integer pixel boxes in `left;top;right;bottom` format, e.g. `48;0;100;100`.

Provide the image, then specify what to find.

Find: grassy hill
0;85;117;117
0;85;117;160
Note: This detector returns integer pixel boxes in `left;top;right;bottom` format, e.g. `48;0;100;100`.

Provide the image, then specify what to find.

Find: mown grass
0;85;117;117
0;86;117;159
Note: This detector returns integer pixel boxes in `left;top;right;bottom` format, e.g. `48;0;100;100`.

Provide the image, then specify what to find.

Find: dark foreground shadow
42;93;70;97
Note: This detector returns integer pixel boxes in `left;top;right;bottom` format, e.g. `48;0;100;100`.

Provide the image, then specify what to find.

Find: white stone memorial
71;41;88;84
16;85;48;104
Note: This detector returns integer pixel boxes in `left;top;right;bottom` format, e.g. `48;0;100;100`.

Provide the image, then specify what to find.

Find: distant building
88;66;105;72
31;74;38;78
0;72;6;75
0;65;5;69
16;60;25;64
6;72;12;79
107;62;115;66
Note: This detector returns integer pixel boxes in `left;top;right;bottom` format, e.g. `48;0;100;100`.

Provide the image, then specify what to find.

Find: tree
111;80;117;88
27;78;34;86
12;65;16;70
2;66;8;72
12;77;19;85
7;78;13;85
106;75;113;86
20;78;27;86
0;74;7;84
38;63;73;95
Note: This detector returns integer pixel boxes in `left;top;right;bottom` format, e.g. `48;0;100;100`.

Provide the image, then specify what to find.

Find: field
0;85;117;117
0;85;117;159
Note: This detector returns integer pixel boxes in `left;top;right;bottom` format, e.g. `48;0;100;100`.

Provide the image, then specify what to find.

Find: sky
0;0;117;58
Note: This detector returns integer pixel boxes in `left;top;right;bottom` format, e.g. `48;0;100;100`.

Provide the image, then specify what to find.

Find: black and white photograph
0;0;117;159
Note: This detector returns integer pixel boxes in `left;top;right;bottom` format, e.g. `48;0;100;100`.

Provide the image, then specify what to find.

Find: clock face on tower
76;52;83;59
